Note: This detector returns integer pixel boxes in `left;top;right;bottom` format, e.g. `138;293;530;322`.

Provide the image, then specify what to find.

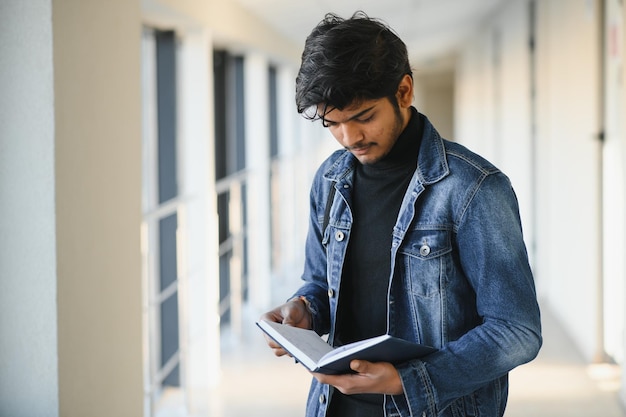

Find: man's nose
339;122;363;147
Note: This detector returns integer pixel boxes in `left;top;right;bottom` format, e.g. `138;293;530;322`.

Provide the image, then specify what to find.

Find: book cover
257;319;435;375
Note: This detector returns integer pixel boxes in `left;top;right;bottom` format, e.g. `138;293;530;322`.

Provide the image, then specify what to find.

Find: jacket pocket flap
400;228;452;259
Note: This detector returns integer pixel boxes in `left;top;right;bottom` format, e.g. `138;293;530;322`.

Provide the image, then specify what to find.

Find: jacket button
419;244;431;256
335;231;345;241
328;288;335;298
319;393;326;404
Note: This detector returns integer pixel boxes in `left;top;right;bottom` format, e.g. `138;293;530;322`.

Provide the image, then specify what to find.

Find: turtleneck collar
362;106;422;172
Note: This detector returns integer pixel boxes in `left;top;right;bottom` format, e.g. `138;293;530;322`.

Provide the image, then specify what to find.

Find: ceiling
234;0;508;69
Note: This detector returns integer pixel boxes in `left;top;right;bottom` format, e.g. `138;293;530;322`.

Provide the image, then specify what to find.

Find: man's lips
347;144;373;155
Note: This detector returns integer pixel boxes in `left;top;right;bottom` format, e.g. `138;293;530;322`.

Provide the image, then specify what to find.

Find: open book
257;319;435;375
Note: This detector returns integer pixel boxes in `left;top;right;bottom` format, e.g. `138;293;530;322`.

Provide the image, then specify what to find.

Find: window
141;27;185;415
213;50;249;329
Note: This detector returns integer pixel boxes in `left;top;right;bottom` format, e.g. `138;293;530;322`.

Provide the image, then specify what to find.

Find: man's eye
357;116;373;123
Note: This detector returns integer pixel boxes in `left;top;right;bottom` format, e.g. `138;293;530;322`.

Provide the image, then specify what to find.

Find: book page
258;320;333;365
319;334;389;364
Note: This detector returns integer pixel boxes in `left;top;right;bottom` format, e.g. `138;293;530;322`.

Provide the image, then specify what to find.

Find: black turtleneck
328;108;423;417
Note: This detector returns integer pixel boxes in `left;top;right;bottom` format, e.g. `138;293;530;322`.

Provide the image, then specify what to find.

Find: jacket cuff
394;360;438;417
288;293;324;334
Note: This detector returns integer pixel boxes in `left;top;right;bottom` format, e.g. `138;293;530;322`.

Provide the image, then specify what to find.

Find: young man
260;12;542;417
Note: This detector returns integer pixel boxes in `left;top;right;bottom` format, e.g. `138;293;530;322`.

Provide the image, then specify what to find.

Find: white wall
535;0;604;362
455;0;606;362
455;0;535;265
415;69;455;141
455;29;498;163
613;0;626;405
0;1;59;416
603;0;626;366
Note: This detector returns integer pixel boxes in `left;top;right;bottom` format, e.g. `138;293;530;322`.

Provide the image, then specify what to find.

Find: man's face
319;75;413;165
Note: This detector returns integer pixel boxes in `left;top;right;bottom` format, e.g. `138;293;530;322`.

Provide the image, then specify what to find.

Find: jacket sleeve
393;172;542;416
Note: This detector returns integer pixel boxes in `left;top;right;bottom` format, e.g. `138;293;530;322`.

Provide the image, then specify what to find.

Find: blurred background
1;0;625;416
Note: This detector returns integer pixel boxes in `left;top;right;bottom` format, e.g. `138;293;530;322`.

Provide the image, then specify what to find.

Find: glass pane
234;56;246;173
160;292;180;376
217;192;230;244
159;213;178;292
213;50;228;181
268;66;279;158
220;251;232;324
156;30;178;203
241;182;249;300
163;362;180;387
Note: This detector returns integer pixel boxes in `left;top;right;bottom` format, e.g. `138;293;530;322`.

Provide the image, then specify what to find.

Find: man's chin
354;154;382;165
351;148;388;165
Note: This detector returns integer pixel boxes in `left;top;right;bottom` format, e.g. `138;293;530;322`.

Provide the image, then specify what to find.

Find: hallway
506;303;623;416
3;1;626;415
209;303;625;417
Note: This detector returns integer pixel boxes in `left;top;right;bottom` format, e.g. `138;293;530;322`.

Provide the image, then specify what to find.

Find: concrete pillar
53;1;144;416
177;27;222;411
244;53;272;313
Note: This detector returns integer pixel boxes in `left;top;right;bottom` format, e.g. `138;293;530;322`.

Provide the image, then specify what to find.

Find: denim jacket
293;113;542;417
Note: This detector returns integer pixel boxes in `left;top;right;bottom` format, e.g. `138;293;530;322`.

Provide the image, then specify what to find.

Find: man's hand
313;360;404;396
259;298;313;357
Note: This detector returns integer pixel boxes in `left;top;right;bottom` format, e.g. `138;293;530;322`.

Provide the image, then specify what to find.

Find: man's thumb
350;360;365;373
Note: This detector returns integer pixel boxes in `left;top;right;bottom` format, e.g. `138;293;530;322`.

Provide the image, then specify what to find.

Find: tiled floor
209;303;625;417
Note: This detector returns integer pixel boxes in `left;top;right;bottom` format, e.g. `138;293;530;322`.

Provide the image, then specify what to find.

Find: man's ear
396;74;414;108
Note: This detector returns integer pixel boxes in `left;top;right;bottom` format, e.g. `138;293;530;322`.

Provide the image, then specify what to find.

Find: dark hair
295;11;412;120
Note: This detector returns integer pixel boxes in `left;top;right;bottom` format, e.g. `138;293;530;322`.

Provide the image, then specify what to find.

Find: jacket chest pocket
398;228;452;298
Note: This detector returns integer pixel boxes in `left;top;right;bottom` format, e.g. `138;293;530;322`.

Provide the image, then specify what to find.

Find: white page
258;320;333;370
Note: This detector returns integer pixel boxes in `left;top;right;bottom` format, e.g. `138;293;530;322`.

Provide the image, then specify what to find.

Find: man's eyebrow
324;105;376;124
